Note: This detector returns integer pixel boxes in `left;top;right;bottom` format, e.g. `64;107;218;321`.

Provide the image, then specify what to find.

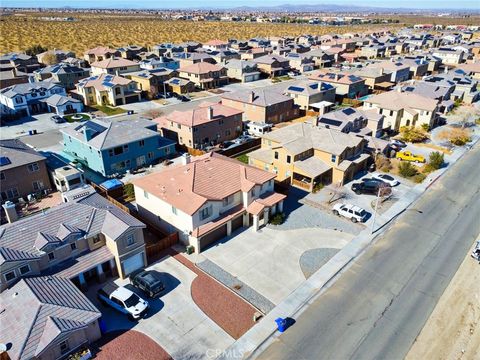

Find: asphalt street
255;145;480;360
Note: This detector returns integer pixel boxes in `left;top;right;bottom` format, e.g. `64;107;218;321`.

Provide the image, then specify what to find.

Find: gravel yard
299;248;341;279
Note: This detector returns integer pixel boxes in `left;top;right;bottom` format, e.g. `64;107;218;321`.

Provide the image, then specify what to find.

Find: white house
44;94;84;115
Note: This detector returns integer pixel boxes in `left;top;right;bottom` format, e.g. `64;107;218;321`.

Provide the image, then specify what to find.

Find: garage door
199;224;227;251
232;215;243;231
122;252;144;276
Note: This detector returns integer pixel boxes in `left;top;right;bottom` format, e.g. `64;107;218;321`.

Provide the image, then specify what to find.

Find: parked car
396;151;426;163
234;135;251;144
372;173;400;186
471;240;480;263
178;95;190;102
351;179;391;195
332;203;368;223
390;139;407;148
130;270;165;298
97;282;149;320
51;115;65;124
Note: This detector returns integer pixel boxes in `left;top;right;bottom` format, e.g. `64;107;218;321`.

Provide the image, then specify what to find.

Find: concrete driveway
200;227;353;305
89;256;234;360
1;113;72;140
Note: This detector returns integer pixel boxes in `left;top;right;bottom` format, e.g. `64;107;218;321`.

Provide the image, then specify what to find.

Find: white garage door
122;252;144;276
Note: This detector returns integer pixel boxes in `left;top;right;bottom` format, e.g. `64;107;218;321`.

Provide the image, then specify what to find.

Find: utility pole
371;183;388;234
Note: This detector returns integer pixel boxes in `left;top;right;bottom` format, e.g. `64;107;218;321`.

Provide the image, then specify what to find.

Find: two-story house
0;187;147;291
308;70;368;99
155;101;243;149
286;53;315;73
317;107;385;138
33;63;90;90
83;46;121;64
0;139;52;203
252;55;290;77
90;57;141;76
0;81;66;118
73;74;141;106
0;52;42;74
224;59;261;83
133;153;286;252
248;122;370;191
221;89;299;124
365;60;411;83
125;68;177;99
117;45;147;60
36;49;75;65
284;81;336;110
363;91;439;131
431;48;465;65
178;62;228;90
61;118;175;176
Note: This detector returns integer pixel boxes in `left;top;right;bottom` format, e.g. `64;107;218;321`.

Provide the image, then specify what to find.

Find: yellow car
396;151;426;163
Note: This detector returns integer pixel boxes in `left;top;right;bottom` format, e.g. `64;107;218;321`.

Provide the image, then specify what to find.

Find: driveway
88;256;234;360
198;226;353;305
1;113;72;140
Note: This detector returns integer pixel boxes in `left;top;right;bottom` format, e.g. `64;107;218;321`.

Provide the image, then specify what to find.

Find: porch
292;157;333;192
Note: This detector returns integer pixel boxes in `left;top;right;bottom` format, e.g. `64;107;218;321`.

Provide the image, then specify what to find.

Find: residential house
0;81;66;118
0;68;29;89
432;48;465;65
164;77;195;94
73;74;140;106
90;57;141;76
117;45;147;60
0;53;42;74
44;94;84;115
240;48;270;61
423;69;479;104
83;47;121;64
178;62;228;90
0;139;52;202
125;68;176;99
33;63;90;90
222;89;299;124
139;57;179;71
284;81;336;110
308;70;368;99
252;55;290;77
207;50;241;64
224;59;261;83
286;53;315;73
0;186;147;290
316;107;385;137
248;122;370;191
399;57;429;78
303;49;334;68
61;118;175;176
350;67;393;91
363;91;439;131
133;152;286;252
155;101;243;149
365;60;411;83
458;62;480;80
202;40;230;51
361;44;386;59
1;276;102;360
401;81;455;113
173;53;216;68
37;49;75;65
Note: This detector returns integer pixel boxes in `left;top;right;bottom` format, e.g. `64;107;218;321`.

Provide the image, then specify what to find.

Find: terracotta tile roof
365;91;438;111
91;57;138;69
204;39;229;46
84;46;119;56
132;153;275;215
77;73;132;92
179;62;225;74
155;102;242;128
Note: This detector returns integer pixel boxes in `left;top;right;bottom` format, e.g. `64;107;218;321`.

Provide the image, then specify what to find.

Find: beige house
155;102;243;148
308;70;368;99
225;59;261;83
84;46;121;63
221;89;299;124
363;91;439;131
178;62;228;90
133;153;286;253
0;188;147;292
248;122;370;191
284;81;336;110
90;57;140;76
252;55;290;77
74;73;140;106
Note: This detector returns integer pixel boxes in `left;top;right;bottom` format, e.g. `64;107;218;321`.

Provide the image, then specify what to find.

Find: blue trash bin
275;317;287;332
28;130;33;136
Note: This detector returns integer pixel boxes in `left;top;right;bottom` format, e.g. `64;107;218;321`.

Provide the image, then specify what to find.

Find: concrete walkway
217;136;479;360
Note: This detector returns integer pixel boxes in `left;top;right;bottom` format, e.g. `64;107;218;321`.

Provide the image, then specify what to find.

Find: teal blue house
61;117;175;176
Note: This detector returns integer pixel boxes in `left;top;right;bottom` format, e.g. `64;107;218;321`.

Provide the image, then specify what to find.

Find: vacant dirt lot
406;242;480;360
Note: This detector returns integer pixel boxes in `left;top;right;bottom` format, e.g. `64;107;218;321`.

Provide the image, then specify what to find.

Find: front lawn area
64;113;91;122
92;105;127;116
236;154;249;164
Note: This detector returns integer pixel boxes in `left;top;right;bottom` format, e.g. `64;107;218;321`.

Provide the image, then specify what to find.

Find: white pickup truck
97;282;149;320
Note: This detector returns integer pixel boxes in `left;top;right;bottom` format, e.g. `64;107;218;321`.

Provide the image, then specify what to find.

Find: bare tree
327;181;351;204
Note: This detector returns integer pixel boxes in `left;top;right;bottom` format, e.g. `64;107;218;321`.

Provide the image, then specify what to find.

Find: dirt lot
406;242;480;360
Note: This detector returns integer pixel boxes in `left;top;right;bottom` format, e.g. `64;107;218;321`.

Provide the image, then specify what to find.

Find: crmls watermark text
206;348;244;359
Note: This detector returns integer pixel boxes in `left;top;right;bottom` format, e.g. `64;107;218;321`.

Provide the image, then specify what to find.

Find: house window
389;110;393;116
1;188;19;200
126;234;135;246
27;162;39;172
123;144;129;152
286;155;291;164
48;252;55;261
32;181;44;191
200;205;212;220
4;271;15;282
222;195;233;207
19;264;31;275
115;87;121;95
144;190;149;199
15;97;23;104
92;234;101;244
177;124;181;129
331;154;337;163
172;206;177;215
70;243;77;251
139;140;145;147
225;129;231;136
274;151;279;159
0;172;4;180
59;340;70;355
251;188;256;196
147;152;154;159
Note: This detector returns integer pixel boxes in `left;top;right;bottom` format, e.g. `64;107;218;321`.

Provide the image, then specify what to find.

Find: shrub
421;123;430;132
398;161;418;178
25;44;47;56
313;183;324;193
399;126;429;143
376;156;392;172
123;183;135;200
412;173;427;183
438;128;471;146
428;151;444;170
270;213;285;225
41;52;59;65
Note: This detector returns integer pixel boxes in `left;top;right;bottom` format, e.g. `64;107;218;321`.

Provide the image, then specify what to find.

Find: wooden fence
145;232;179;263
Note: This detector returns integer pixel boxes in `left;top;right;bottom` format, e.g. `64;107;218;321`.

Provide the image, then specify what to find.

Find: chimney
2;201;18;223
207;106;213;120
249;91;255;103
181;153;191;165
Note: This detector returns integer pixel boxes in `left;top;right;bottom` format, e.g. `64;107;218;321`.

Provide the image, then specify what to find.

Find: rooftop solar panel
0;156;11;166
170;79;180;85
287;86;304;92
342;108;356;116
102;82;115;87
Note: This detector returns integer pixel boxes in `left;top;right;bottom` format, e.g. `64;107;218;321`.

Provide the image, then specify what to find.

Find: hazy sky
1;0;479;9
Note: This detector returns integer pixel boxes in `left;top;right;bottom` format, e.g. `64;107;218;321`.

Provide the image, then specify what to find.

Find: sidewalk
217;139;478;360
